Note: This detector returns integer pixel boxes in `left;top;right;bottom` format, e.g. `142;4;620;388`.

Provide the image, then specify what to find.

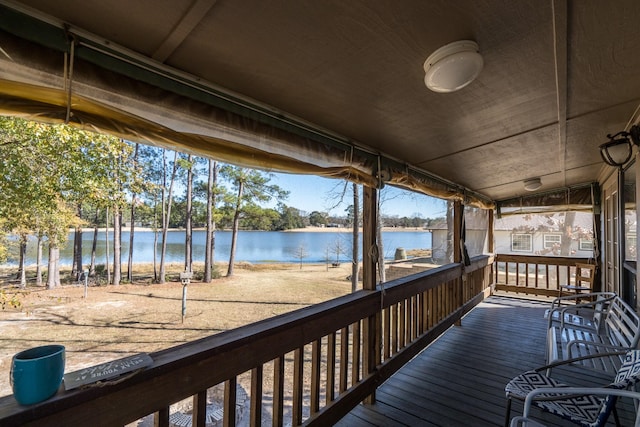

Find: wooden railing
494;254;592;297
0;255;493;427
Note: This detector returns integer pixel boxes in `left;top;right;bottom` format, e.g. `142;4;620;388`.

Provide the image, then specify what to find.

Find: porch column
488;208;495;291
362;185;380;404
362;187;377;291
454;201;462;264
453;201;463;325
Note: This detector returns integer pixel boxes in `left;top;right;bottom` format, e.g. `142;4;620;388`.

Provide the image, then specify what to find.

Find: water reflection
9;230;432;266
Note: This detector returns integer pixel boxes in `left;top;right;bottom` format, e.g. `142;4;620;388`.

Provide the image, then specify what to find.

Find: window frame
543;233;562;249
511;233;533;252
579;238;594;251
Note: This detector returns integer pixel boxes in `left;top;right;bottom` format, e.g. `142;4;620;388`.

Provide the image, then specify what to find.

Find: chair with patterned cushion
504;350;640;427
509;388;640;427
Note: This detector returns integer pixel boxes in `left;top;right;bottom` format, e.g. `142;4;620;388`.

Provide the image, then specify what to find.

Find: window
511;234;532;252
543;234;561;249
580;239;594;251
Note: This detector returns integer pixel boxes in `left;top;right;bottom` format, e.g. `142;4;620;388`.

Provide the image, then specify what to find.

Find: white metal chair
510;388;640;427
544;291;617;332
505;350;640;427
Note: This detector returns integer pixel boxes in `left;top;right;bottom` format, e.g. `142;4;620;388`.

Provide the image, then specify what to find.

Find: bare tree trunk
72;204;83;278
561;211;577;256
90;209;99;277
113;205;121;286
184;154;193;272
226;180;244;277
105;206;111;284
153;196;159;282
351;183;359;292
127;143;139;282
127;198;136;282
46;245;60;289
18;235;27;288
36;235;43;286
159;151;178;284
204;160;217;282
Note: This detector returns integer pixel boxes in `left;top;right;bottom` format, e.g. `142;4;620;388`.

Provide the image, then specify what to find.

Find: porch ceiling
1;0;640;203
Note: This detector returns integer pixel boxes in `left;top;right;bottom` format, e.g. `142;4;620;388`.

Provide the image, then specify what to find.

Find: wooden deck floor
335;295;637;427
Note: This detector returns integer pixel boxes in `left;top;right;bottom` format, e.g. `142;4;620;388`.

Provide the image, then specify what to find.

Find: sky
270;173;447;219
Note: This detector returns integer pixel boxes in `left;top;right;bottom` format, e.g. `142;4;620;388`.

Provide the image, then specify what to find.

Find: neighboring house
428;211;597;262
494;212;594;257
428;209;490;264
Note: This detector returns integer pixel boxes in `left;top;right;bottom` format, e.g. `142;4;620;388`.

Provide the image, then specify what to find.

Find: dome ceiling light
423;40;483;93
523;177;542;192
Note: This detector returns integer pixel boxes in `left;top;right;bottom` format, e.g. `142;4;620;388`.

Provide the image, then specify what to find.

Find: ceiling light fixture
423;40;483;93
523;177;542;192
600;125;640;167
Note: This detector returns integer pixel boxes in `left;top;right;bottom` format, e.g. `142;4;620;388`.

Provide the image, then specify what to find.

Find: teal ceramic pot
11;345;65;405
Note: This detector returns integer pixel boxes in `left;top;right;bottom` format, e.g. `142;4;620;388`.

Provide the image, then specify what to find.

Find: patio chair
509;388;640;427
504;350;640;427
544;291;617;332
559;262;596;298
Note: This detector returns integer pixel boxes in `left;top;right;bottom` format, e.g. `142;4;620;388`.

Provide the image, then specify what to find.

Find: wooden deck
336;295;637;427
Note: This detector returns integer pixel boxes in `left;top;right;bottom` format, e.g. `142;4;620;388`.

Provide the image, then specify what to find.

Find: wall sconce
523;177;542;191
600;125;640;167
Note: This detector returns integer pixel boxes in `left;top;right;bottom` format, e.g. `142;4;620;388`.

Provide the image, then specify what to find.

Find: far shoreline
79;226;431;233
284;226;430;233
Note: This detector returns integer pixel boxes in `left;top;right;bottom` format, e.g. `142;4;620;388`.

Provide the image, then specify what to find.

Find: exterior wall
494;230;594;257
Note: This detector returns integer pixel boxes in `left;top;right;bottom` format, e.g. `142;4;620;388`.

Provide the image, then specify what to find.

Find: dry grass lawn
0;262;354;399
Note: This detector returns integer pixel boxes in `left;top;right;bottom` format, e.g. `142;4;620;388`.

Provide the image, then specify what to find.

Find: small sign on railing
63;353;153;390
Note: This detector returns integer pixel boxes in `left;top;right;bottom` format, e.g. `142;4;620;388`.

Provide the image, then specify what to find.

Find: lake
9;230;432;267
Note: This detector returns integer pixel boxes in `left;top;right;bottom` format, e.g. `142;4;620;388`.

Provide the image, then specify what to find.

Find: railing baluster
292;348;304;425
339;327;349;392
193;390;207;427
310;340;321;414
399;301;406;349
154;407;170;427
250;366;262;427
545;264;550;289
412;295;419;341
383;306;391;360
351;321;361;384
273;356;284;427
505;261;510;285
224;377;237;427
427;287;435;329
421;290;428;333
326;332;336;403
391;304;399;355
